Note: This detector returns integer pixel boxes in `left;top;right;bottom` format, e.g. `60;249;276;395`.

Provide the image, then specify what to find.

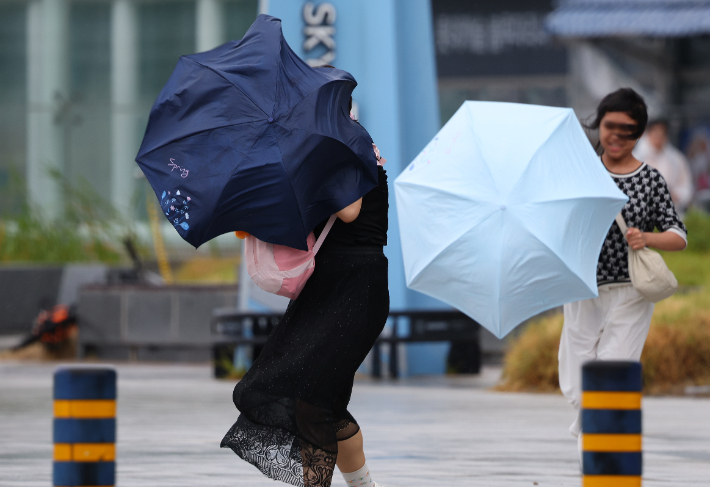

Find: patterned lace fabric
334;420;360;441
221;415;336;487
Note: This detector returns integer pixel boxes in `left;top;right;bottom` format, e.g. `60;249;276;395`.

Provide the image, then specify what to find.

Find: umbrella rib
395;180;494;206
464;107;502;197
276;122;379;185
271;131;308;242
276;78;355;119
195;131;268;245
505;210;587;284
137;120;259;161
514;194;626;205
185;56;270;118
409;206;501;284
506;112;569;198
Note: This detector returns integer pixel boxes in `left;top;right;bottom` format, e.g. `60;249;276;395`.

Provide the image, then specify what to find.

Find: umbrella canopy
136;14;378;251
394;101;628;338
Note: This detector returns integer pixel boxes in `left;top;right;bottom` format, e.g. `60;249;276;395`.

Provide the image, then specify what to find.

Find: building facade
0;0;258;218
432;0;568;124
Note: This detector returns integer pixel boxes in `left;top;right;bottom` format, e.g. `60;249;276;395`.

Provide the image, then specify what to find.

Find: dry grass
495;313;563;393
642;289;710;394
496;253;710;395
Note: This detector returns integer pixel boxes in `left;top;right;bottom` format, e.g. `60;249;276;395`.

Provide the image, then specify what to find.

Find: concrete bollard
581;361;642;487
53;367;116;487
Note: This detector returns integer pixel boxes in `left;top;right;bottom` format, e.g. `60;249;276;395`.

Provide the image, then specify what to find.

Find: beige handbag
615;214;678;302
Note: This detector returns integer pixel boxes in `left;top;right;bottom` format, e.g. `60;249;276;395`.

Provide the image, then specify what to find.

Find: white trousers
558;283;654;436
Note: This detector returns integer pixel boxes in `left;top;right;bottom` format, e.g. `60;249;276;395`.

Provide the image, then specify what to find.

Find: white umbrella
394;101;628;338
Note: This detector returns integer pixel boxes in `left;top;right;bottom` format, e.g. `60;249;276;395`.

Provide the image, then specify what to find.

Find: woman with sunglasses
558;88;687;448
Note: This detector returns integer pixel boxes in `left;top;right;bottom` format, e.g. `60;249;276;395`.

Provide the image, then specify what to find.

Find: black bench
211;309;481;378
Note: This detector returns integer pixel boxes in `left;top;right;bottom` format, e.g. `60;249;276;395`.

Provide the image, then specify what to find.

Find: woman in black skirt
221;143;390;487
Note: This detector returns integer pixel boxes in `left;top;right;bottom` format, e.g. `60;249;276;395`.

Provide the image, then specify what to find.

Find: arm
625;228;687;251
636;167;687;251
336;198;362;223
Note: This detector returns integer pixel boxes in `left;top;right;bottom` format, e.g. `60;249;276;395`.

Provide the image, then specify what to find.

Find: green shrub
0;170;129;264
683;209;710;253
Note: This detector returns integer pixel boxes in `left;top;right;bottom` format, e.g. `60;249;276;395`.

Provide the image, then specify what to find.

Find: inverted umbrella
136;14;378;250
394;101;628;338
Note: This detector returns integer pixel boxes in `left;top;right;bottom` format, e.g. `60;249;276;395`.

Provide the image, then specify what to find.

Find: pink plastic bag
244;215;337;300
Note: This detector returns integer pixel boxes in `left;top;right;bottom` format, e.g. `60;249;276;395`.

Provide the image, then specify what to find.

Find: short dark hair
587;88;648;140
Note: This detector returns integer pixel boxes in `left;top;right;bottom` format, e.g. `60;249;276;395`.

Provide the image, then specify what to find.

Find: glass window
224;0;258;42
67;1;112;197
0;3;27;215
139;0;196;103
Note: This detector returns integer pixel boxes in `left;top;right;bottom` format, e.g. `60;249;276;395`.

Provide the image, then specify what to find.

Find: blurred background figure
686;129;710;211
634;119;694;214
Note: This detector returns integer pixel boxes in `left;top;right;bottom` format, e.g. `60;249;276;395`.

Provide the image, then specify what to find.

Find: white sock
341;462;378;487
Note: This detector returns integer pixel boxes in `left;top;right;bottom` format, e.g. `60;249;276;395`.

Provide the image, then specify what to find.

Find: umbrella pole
146;194;174;284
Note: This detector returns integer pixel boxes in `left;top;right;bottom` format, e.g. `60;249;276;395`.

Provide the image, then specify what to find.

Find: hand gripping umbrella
136;15;378;250
394;101;628;338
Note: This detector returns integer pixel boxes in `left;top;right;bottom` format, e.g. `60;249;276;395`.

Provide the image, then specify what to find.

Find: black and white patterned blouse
597;163;687;286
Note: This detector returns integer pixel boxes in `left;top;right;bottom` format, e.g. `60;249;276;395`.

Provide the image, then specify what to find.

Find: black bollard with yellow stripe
581;361;642;487
54;367;116;487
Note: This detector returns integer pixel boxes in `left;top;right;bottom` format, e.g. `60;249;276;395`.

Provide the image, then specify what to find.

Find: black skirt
221;248;389;487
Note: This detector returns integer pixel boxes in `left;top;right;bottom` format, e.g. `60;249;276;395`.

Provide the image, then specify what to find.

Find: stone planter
77;284;238;362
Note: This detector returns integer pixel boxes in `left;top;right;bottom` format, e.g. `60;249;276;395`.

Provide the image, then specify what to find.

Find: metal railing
211;309;481;378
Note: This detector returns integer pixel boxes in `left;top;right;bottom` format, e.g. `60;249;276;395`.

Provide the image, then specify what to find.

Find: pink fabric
272;236;316;299
273;234;315;270
279;271;314;299
373;143;386;166
244;216;336;300
245;139;384;299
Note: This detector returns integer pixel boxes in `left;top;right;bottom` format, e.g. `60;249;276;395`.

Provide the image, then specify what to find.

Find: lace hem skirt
221;250;389;487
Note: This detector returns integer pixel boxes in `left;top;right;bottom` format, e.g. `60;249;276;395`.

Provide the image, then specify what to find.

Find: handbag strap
313;215;337;255
615;213;629;235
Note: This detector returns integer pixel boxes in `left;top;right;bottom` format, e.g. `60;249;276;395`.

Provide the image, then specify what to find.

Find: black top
597;163;687;286
313;165;388;249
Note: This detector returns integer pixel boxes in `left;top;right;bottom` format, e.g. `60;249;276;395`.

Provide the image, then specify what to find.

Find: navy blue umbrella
136;15;378;250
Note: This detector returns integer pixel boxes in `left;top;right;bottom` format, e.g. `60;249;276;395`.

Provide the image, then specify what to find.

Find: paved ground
1;362;708;487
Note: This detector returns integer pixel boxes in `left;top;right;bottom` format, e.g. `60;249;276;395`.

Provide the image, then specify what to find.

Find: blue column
53;367;117;487
581;361;643;486
267;0;441;313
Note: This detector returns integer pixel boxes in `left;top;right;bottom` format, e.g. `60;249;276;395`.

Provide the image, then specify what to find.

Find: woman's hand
625;228;647;250
336;198;362;223
625;228;687;251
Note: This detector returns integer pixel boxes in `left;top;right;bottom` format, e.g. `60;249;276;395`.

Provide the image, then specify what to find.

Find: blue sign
266;0;447;375
266;0;442;313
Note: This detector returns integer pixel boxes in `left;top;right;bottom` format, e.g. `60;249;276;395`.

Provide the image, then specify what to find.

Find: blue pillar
267;0;445;374
53;367;117;487
582;361;643;486
267;0;440;312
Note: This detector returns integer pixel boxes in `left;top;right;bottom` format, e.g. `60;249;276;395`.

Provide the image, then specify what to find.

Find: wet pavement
1;362;708;486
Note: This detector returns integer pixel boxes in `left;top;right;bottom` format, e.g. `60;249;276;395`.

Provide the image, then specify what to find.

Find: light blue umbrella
394;101;628;338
